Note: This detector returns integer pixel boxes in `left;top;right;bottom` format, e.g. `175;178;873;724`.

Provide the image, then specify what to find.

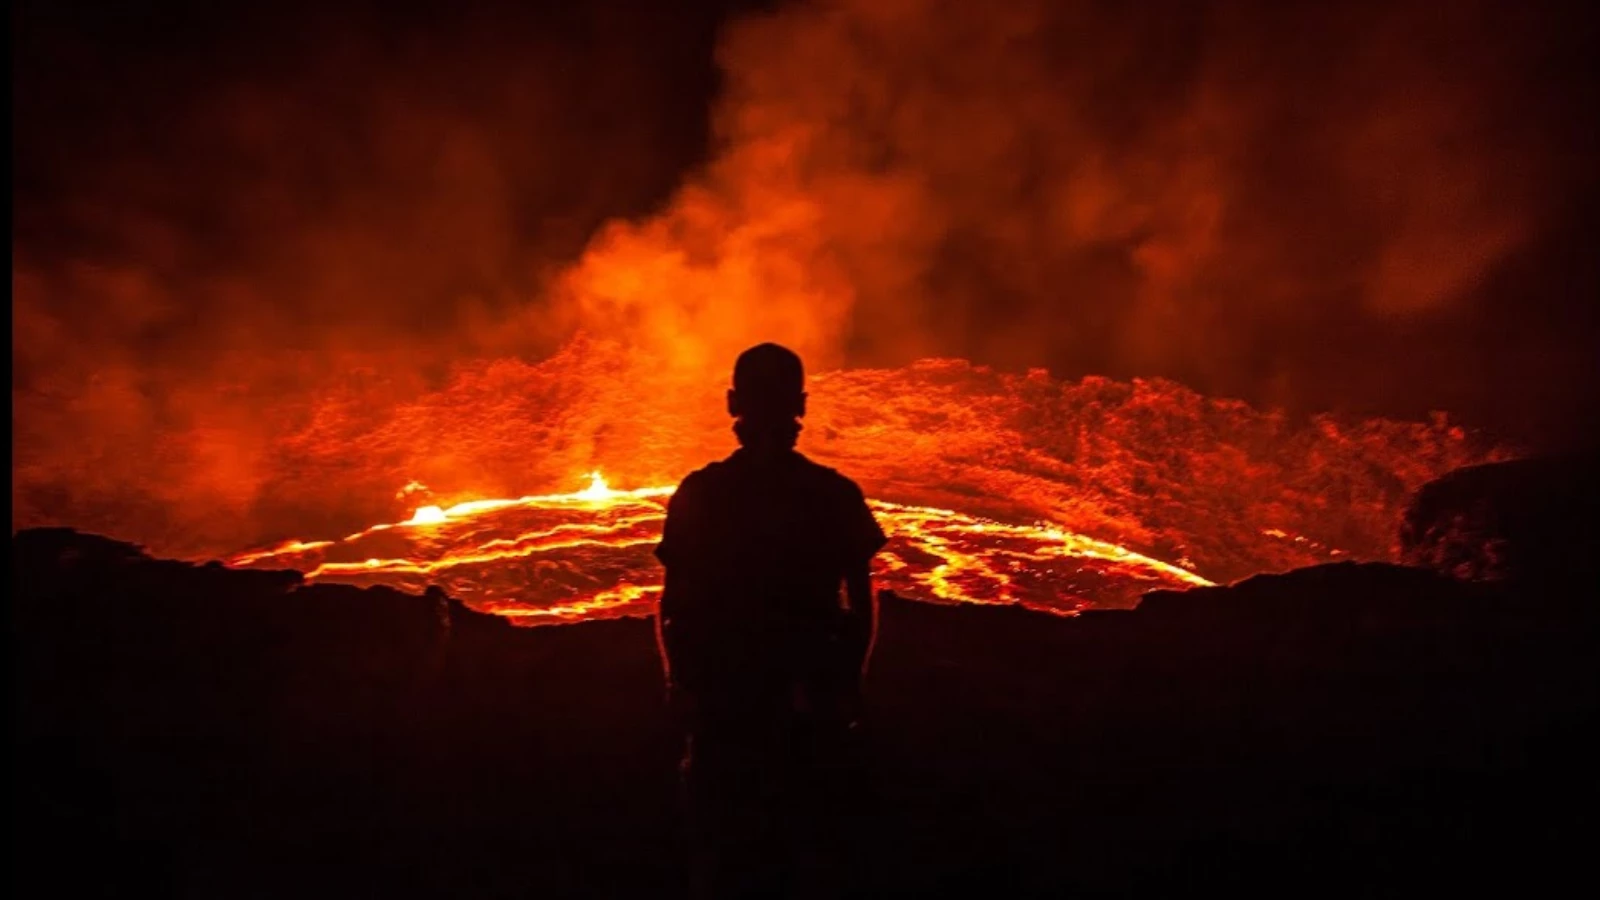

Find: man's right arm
843;563;877;677
840;478;889;677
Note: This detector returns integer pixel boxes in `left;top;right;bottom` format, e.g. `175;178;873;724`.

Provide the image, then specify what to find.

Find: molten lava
15;339;1501;619
231;472;1213;624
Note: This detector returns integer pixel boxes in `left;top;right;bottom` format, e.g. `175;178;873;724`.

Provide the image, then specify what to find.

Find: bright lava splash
229;471;1213;625
18;345;1498;616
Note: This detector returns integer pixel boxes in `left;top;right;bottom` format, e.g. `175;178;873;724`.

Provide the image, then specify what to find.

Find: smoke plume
12;0;1597;554
560;0;1581;386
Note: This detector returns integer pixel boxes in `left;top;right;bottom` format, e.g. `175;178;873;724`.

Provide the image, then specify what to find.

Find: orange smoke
12;0;1582;564
555;0;1550;380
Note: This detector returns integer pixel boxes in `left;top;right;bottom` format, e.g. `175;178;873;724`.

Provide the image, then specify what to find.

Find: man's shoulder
678;457;738;486
791;453;867;499
671;462;721;502
680;452;865;497
671;457;753;503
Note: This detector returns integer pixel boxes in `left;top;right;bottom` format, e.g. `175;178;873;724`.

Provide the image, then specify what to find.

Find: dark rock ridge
11;526;1598;898
1401;453;1600;587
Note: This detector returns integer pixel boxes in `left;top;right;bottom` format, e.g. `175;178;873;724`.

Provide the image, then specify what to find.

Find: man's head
727;343;806;423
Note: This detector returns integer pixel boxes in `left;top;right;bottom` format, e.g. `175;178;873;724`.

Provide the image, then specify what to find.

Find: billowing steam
559;0;1554;377
11;0;1590;556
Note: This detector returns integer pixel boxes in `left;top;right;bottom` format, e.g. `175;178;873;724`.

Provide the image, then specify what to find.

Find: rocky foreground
11;457;1599;898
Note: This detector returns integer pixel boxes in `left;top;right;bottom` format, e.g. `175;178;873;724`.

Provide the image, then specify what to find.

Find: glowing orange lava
230;471;1212;624
15;339;1501;598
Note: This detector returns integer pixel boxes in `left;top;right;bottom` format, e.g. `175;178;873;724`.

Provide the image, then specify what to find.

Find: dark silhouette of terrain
11;456;1599;897
1402;452;1600;586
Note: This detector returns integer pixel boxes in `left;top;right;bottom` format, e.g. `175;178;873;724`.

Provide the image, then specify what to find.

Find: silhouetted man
655;343;887;897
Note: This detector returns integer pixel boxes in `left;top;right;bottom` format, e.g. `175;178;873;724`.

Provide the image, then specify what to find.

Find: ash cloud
566;0;1591;406
12;0;730;548
12;0;1599;551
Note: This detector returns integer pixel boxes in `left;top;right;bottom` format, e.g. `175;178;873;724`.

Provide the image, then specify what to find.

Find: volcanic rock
11;528;1597;897
1400;453;1600;589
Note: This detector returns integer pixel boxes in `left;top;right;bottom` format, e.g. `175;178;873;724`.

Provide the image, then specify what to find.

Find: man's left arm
654;476;706;695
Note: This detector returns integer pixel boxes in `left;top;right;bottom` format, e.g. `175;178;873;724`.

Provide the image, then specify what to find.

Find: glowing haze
11;0;1588;579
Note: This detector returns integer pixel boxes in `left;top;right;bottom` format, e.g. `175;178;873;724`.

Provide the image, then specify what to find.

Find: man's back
654;343;886;897
656;447;884;707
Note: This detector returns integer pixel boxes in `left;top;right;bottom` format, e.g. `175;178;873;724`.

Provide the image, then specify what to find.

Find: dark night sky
13;0;755;277
13;0;1600;452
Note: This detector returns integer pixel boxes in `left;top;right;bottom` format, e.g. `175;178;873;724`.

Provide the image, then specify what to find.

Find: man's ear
726;389;740;418
797;392;808;418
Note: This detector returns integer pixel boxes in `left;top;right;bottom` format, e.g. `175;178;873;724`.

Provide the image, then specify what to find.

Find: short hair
732;343;805;407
